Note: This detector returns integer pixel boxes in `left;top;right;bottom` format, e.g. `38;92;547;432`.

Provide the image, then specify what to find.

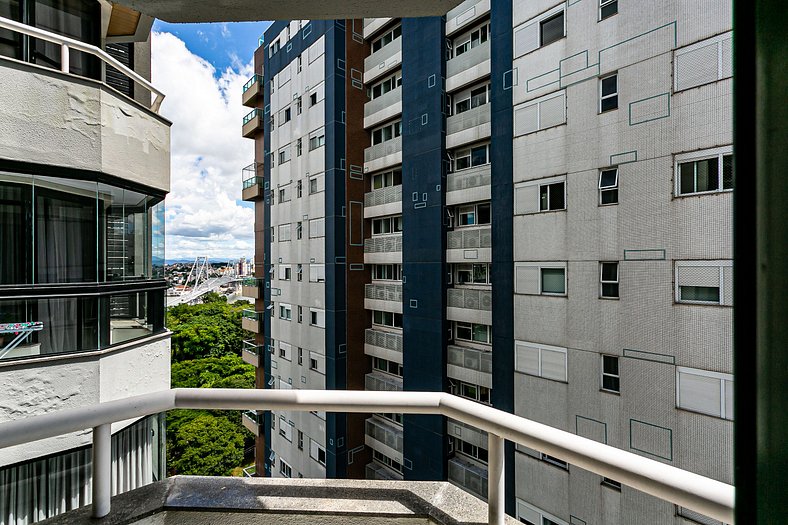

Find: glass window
541;268;566;295
600;0;618;20
600;262;619;298
539;182;565;211
540;11;564;46
0;173;33;285
600;74;618;112
602;355;620;392
678;153;733;195
599;169;619;205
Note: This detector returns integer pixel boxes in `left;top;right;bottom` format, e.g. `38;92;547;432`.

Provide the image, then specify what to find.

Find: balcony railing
366;416;404;454
446;104;492;148
447;164;492;193
242;340;264;367
0;389;735;525
241;277;263;299
365;328;403;353
365;371;404;392
364;86;402;128
449;456;488;501
364;136;403;167
0;15;164;113
364;233;403;254
241;162;264;201
448;288;492;311
242;109;263;138
242;74;263;107
242;409;264;436
364;36;402;83
241;309;263;333
447;227;492;249
365;283;403;302
364;184;403;208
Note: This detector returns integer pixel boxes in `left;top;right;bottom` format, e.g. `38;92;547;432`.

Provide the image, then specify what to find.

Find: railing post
60;43;69;73
92;424;111;518
488;433;505;525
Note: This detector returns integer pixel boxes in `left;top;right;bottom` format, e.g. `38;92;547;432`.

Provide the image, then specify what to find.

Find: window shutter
678;265;720;287
539;92;566;129
678;370;721;417
515;184;539;214
540;348;567;381
720;36;733;78
722;265;734;306
278;265;287;280
724;380;734;420
515;264;540;294
514;103;539;136
310;439;319;460
513;21;539;57
515;341;540;376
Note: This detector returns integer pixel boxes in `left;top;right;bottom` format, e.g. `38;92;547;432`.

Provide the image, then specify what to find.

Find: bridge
166;274;243;307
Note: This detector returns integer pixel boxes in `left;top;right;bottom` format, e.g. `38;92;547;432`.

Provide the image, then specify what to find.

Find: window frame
598;168;619;205
676;366;734;420
599;261;620;299
539;8;565;47
674;146;734;197
514;340;568;382
601;355;621;393
451;143;490;172
599;0;618;20
599;73;619;113
540;266;567;296
675;260;733;305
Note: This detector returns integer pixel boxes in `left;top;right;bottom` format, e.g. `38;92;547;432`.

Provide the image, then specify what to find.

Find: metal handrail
0;15;165;113
0;389;735;524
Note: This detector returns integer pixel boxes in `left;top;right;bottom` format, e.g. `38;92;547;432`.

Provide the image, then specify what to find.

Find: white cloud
151;31;255;261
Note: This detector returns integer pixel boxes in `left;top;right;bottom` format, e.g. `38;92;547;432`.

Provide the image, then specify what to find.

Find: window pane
679;162;696;194
722;154;734;189
601;75;617;97
472;324;490;343
478;204;491;224
473;264;488;283
0;174;33;284
471;146;488;166
601;262;618;281
696;158;719;192
541;268;565;294
548;182;565;210
540;12;564;46
600;189;618;204
603;356;619;375
600;95;618;112
680;285;720;302
600;0;618;19
599;169;617;188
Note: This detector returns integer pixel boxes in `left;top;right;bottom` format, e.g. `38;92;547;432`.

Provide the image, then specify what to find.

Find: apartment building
243;1;733;523
241;19;369;480
0;2;171;524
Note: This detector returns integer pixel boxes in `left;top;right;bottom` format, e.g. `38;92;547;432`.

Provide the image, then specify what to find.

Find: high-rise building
0;2;171;523
243;2;733;523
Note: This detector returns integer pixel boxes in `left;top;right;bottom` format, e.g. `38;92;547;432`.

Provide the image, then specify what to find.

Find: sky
151;20;272;262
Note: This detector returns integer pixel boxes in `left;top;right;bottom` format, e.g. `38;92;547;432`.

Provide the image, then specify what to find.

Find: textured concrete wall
0;58;170;192
0;335;171;465
510;0;733;523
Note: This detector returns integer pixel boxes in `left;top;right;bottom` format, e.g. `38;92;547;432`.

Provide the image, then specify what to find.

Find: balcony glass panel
364;136;403;164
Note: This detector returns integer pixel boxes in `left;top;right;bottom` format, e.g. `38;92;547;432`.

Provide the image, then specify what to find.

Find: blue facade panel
401;16;448;482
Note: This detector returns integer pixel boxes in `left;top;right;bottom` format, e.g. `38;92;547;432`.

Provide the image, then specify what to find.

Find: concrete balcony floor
40;476;516;525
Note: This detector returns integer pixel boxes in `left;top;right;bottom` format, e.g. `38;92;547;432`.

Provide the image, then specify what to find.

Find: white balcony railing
0;389;735;525
0;15;165;113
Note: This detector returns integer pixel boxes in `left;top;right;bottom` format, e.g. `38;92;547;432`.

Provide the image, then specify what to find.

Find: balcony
447;227;492;263
366;370;404;391
365;328;403;363
0;389;734;525
446;165;492;206
365;136;402;174
366;461;404;481
365;86;402;129
241;162;265;201
242;74;263;107
242;409;264;436
364;184;403;218
241;277;263;299
365;283;403;313
242;340;264;368
364;233;403;264
364;36;402;84
449;456;488;501
363;17;394;39
241;309;263;333
447;288;492;324
446;41;491;92
365;416;404;461
242;108;263;138
446;104;491;149
446;0;491;36
0;16;169;193
448;345;492;389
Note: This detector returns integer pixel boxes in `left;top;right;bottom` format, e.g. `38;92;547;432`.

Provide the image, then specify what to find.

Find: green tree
167;298;252;362
171;354;255;389
168;414;245;476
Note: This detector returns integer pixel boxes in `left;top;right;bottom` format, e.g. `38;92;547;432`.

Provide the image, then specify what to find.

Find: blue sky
152;22;271;261
153;20;271;76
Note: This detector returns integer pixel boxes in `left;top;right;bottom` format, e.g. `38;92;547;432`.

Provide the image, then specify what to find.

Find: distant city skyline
152;21;270;260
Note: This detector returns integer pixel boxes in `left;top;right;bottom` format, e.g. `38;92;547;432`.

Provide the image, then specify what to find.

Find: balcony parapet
241;162;265;201
447;227;492;264
364;234;403;264
0;389;736;525
446;165;492;206
364;86;402;129
364;36;402;84
446;104;491;149
242;409;264;436
242;340;264;368
364;136;402;173
365;328;403;363
446;40;490;92
241;309;263;333
448;456;488;501
365;371;404;392
242;74;263;107
241;277;263;299
242;108;263;138
448;345;492;388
